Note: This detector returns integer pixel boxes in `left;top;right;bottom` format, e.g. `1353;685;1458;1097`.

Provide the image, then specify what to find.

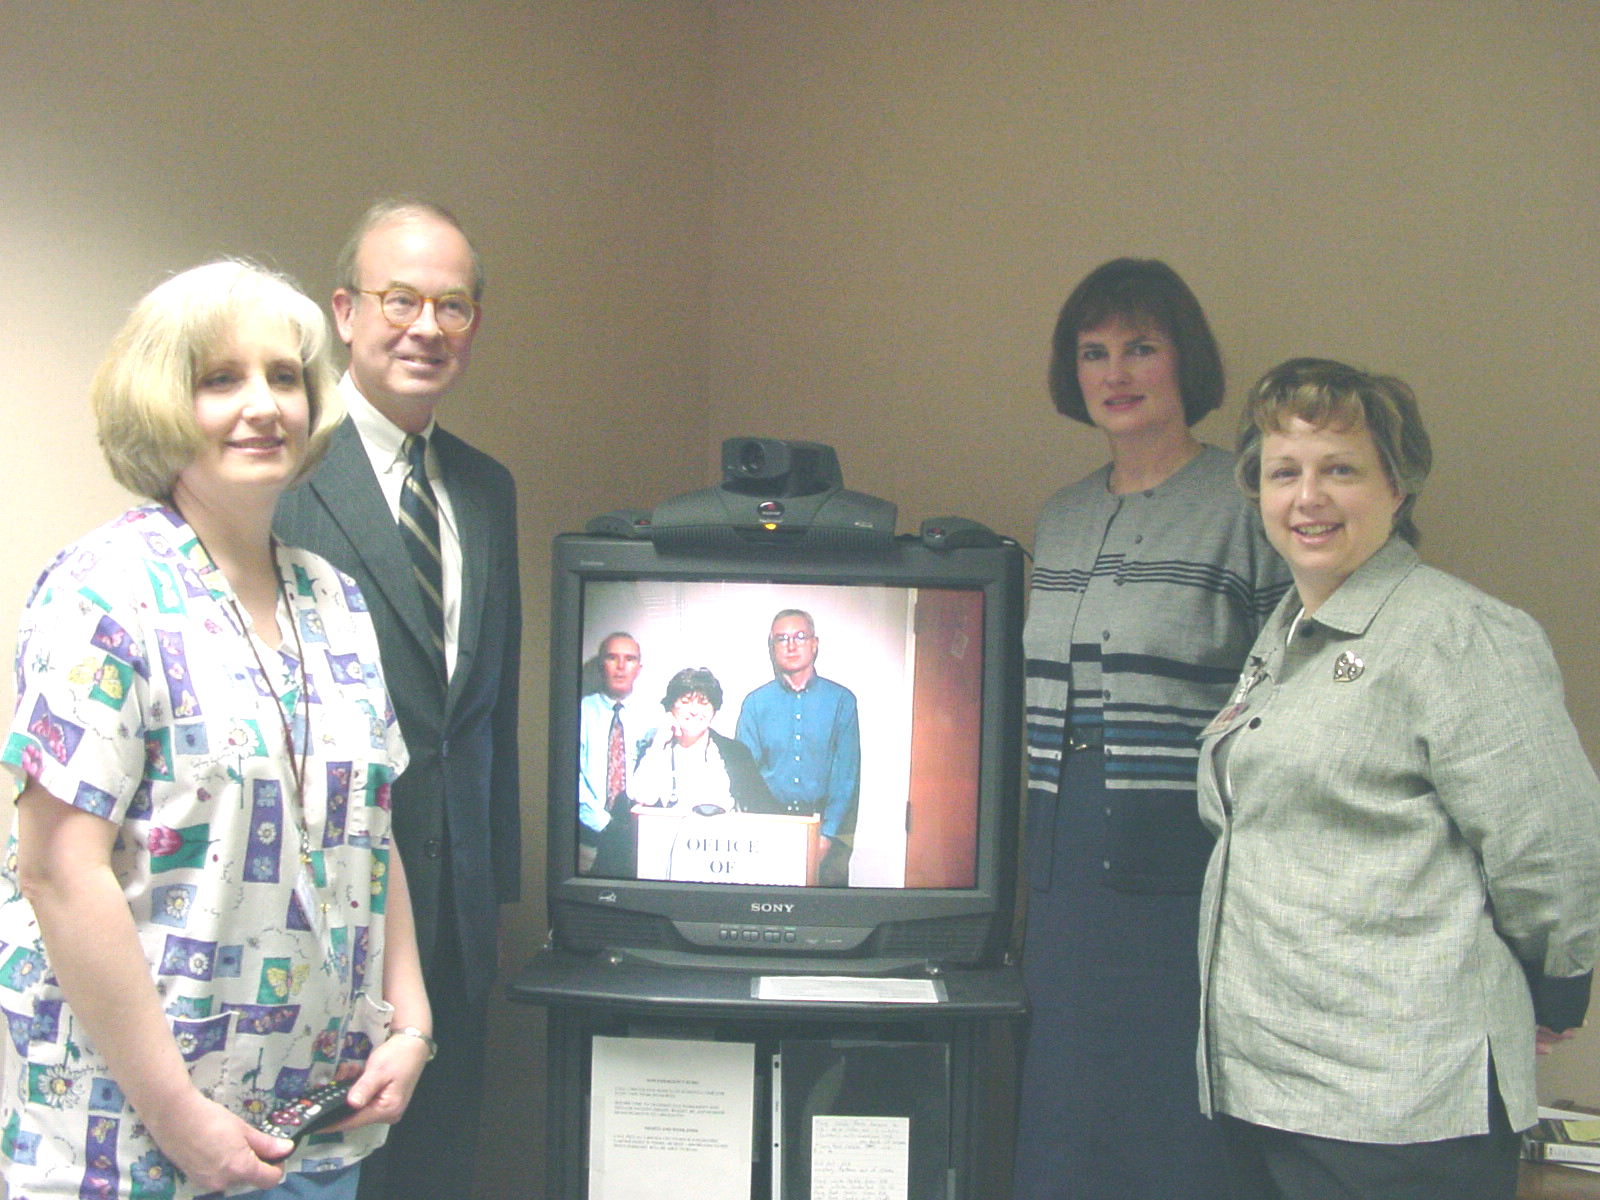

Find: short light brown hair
1235;357;1432;545
91;260;344;501
334;198;485;300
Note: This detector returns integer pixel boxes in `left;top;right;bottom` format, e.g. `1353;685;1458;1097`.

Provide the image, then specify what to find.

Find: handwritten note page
811;1115;910;1200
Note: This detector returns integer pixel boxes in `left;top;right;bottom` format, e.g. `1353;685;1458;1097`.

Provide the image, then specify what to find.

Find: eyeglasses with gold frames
359;286;479;334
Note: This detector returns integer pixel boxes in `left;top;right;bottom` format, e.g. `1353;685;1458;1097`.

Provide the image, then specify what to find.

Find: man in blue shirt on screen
736;609;861;886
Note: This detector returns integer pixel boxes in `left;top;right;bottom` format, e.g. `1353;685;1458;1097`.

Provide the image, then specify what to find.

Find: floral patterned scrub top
0;505;408;1199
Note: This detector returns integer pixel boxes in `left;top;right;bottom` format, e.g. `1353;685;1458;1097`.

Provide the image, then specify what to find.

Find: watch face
393;1026;438;1059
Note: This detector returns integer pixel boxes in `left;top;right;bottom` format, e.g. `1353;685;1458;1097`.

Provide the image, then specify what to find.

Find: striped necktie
399;433;446;674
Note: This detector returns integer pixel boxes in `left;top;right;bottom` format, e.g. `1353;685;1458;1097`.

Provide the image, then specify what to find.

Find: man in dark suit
275;199;520;1200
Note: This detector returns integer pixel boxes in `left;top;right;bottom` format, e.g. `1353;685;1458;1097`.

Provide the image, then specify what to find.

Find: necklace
229;544;313;866
668;735;712;804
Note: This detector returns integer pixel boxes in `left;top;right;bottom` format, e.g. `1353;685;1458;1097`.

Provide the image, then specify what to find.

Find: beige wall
709;0;1600;1117
2;1;1598;1194
2;3;712;1195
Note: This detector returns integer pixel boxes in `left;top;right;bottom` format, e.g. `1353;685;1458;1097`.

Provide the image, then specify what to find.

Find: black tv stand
509;947;1026;1199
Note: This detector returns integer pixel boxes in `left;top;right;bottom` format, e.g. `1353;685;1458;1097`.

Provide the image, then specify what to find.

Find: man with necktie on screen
577;632;655;873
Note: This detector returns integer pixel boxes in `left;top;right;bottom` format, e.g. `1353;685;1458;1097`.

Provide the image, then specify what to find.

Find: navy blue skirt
1012;751;1227;1200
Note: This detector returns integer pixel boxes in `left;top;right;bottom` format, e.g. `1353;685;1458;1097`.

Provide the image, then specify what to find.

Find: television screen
546;532;1023;972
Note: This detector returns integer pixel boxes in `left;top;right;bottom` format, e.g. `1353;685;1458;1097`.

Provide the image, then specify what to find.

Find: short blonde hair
92;260;344;501
1235;357;1432;545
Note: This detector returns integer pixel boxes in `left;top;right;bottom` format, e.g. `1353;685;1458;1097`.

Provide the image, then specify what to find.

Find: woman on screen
630;667;774;815
1014;258;1290;1200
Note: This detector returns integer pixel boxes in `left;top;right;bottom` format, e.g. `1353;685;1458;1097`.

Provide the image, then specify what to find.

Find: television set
545;529;1024;974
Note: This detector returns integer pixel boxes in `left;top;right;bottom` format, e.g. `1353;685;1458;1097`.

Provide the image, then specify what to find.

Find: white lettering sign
634;810;820;885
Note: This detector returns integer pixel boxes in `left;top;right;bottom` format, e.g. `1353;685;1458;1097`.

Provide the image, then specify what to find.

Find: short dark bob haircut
1047;257;1225;427
661;666;723;712
1235;357;1432;546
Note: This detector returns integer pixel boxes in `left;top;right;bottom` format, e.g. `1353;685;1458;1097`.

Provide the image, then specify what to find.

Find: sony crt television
545;529;1024;974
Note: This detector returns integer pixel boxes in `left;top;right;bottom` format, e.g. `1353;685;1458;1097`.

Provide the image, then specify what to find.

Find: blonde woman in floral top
0;261;430;1200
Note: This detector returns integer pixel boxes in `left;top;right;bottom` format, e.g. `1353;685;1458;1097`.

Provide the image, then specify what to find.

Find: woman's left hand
1536;1025;1580;1055
326;1033;433;1130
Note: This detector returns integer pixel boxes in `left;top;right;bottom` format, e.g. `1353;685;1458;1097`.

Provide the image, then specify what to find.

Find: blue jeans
233;1162;361;1200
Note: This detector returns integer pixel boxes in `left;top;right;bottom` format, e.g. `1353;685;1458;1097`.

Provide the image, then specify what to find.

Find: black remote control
256;1078;355;1158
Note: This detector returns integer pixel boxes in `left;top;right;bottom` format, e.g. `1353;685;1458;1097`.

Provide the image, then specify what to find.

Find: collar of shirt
341;372;438;485
587;689;652;720
338;374;460;541
1288;536;1419;641
337;372;463;674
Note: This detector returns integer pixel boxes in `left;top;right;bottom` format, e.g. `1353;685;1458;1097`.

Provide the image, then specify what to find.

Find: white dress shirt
339;373;463;678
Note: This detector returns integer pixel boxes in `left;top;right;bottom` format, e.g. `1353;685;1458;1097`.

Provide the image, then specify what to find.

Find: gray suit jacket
1196;537;1600;1141
275;418;521;1002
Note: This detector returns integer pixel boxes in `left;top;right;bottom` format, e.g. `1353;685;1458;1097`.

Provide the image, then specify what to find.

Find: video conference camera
718;438;844;498
586;436;1001;555
593;437;897;554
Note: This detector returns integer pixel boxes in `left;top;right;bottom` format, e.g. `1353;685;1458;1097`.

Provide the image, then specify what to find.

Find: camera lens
736;441;767;476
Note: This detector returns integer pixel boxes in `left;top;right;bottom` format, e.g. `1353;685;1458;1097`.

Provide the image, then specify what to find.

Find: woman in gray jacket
1197;357;1600;1200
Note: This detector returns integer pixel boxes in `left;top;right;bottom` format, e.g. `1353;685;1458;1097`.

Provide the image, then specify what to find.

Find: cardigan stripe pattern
1023;446;1290;890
